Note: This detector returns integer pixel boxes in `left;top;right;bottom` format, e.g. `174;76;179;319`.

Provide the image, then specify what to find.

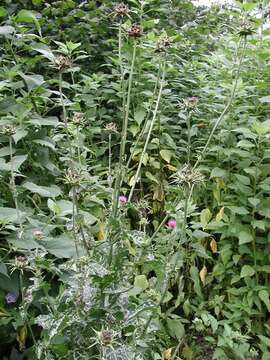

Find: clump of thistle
183;96;198;109
64;168;82;186
113;3;129;17
128;25;143;38
105;122;118;133
171;164;205;187
98;330;113;346
72;112;85;125
239;18;253;36
53;55;72;71
0;125;16;136
156;36;172;52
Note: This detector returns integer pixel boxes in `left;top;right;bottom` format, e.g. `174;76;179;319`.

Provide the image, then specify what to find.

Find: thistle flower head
64;168;82;186
53;55;72;70
239;18;253;36
98;330;113;346
128;25;143;38
119;195;128;204
33;229;44;240
156;36;172;52
15;256;29;270
0;125;16;136
72;112;85;125
183;96;198;109
105;122;118;133
167;219;177;229
171;165;205;187
113;3;129;16
5;292;17;304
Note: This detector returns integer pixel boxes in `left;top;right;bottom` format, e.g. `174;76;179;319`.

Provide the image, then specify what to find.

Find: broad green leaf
134;275;148;292
200;208;212;226
19;72;45;91
145;171;159;184
33;139;55;151
7;155;28;172
0;7;8;17
259;335;270;348
259;290;270;312
23;182;62;198
238;231;253;245
42;235;85;258
28;116;59;127
160;149;173;163
0;26;15;36
240;265;255;278
16;10;41;36
47;199;61;215
210;167;227;178
0;207;26;224
167;318;185;340
12;130;28;144
31;43;55;61
134;108;146;125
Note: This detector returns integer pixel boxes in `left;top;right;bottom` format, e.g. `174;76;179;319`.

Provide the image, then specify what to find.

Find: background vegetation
0;0;270;359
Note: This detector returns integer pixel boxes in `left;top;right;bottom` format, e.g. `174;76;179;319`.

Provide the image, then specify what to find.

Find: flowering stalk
128;61;166;201
9;136;23;237
59;72;72;157
112;40;138;217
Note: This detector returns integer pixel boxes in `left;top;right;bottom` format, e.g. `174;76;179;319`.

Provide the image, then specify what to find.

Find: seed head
99;330;113;346
128;25;143;38
0;125;16;136
15;256;29;270
183;97;198;109
64;168;82;186
113;3;129;16
105;122;118;133
53;55;72;71
72;112;85;125
171;164;205;187
239;18;253;36
156;36;172;52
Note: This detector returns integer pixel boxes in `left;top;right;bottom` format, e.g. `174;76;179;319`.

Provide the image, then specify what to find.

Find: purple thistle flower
119;195;128;204
167;219;177;229
5;292;17;304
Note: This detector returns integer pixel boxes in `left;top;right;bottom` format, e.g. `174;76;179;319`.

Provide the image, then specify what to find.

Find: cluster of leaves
1;0;270;359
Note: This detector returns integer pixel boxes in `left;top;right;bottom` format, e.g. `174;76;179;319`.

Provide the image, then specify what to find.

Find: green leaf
167;318;185;340
28;116;59;127
16;10;41;36
0;207;26;224
0;7;8;17
145;171;159;184
240;265;255;278
134;108;146;125
33;139;55;151
238;231;253;245
31;43;55;62
19;72;45;91
12;130;28;144
160;149;173;163
0;26;15;36
134;275;148;293
47;199;61;215
210;167;227;178
42;235;85;258
258;335;270;348
259;290;270;312
200;208;212;227
22;182;62;198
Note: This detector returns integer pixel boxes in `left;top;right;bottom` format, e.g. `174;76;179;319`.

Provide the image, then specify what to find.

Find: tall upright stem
112;41;137;217
128;61;166;202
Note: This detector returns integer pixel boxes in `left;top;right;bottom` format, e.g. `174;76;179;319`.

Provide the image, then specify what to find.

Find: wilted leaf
216;207;224;221
162;348;173;360
200;208;212;227
199;265;207;285
210;238;218;253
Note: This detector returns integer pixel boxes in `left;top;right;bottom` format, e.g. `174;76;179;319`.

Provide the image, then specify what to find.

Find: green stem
59;72;72;157
112;41;137;217
72;187;79;258
128;61;166;202
9;137;23;237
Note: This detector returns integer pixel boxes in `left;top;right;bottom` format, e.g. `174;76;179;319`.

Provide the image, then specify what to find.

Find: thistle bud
0;125;16;136
239;19;253;36
128;25;143;38
64;168;82;186
156;36;172;52
54;55;72;71
105;122;118;133
99;330;113;346
15;256;29;270
72;112;85;125
113;3;129;17
171;165;205;187
183;97;198;109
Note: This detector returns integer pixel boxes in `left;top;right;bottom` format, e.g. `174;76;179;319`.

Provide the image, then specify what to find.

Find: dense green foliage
0;0;270;359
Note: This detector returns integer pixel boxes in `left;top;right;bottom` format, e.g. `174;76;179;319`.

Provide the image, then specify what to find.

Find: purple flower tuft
167;219;177;229
119;195;128;204
5;292;17;304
